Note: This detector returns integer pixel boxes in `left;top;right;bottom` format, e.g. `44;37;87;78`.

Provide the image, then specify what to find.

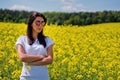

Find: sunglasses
35;20;45;26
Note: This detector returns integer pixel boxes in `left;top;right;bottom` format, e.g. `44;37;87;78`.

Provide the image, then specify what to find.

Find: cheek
32;24;36;29
32;26;35;30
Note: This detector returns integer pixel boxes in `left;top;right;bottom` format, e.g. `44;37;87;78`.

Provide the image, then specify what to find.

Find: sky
0;0;120;12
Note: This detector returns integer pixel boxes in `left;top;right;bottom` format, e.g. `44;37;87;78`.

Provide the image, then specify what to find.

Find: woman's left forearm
27;56;53;66
28;45;54;66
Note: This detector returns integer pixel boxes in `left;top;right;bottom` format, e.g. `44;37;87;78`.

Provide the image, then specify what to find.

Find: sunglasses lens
36;21;40;26
35;20;45;26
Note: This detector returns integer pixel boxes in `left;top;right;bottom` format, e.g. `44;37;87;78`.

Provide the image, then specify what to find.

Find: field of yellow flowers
0;22;120;80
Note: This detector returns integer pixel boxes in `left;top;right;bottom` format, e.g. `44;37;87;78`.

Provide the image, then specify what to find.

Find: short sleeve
45;37;54;48
15;36;25;49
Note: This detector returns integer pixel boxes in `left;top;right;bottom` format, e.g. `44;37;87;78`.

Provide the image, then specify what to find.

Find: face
32;16;45;33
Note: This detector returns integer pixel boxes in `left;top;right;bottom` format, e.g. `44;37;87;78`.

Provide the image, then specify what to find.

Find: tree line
0;9;120;25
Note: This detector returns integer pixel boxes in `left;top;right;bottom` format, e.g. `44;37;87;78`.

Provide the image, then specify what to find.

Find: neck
33;31;38;40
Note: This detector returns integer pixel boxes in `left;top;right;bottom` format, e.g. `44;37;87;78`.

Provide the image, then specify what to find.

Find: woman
15;12;54;80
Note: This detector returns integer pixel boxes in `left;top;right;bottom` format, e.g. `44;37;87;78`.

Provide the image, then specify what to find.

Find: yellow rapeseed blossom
8;59;15;65
107;77;114;80
27;66;31;70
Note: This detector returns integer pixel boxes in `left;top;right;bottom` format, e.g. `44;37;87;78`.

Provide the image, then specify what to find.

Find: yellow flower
89;68;97;73
27;66;31;70
98;71;104;77
76;74;83;79
117;76;120;80
83;61;88;66
8;59;15;65
107;77;114;80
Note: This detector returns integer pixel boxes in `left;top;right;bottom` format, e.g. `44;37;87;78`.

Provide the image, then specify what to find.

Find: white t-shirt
15;36;54;80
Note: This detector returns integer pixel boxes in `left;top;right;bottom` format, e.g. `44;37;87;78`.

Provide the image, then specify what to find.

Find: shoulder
45;36;51;40
18;35;26;39
15;36;27;49
17;35;27;42
45;36;54;48
45;36;53;42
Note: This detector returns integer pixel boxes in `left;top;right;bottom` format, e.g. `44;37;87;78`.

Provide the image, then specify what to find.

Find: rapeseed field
0;22;120;80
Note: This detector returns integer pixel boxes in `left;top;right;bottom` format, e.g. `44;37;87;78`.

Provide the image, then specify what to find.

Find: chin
37;30;42;33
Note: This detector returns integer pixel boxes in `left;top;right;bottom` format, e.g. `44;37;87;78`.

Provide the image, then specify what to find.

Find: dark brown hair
27;11;47;47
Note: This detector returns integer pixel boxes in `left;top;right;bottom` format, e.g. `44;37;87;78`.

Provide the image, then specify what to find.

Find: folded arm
27;45;54;66
17;44;45;63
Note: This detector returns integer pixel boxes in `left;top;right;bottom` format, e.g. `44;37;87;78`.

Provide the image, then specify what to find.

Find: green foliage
0;9;120;25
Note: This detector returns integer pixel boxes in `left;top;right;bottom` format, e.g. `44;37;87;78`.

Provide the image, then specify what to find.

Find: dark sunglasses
35;20;45;26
